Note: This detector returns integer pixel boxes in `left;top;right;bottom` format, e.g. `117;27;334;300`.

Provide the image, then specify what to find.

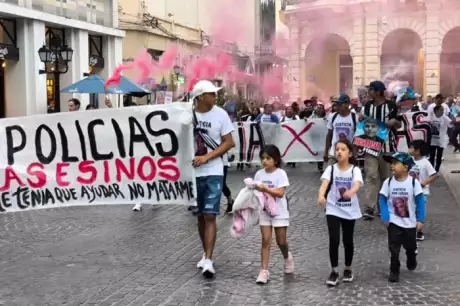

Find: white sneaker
132;203;142;211
196;254;206;269
202;259;215;278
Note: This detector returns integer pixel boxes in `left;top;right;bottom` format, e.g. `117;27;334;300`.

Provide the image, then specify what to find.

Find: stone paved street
1;164;460;306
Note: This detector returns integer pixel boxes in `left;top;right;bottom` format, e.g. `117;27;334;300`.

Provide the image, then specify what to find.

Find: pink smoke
105;48;178;90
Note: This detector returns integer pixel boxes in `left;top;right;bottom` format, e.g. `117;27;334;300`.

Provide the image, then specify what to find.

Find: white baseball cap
191;80;222;98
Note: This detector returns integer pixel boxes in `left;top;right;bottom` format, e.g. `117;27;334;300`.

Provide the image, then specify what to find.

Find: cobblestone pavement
1;164;460;306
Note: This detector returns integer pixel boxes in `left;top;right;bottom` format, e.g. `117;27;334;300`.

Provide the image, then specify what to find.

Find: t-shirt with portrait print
326;112;355;156
321;165;363;220
408;157;437;195
429;112;452;148
379;176;423;228
194;106;234;177
254;168;290;220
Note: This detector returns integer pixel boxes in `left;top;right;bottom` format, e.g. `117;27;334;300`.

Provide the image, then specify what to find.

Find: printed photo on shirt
431;120;440;136
393;196;409;218
336;127;350;142
409;165;420;180
336;181;352;203
194;130;207;156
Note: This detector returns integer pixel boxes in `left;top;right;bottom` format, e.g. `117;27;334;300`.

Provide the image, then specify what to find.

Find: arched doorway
440;27;460;96
380;29;423;93
303;34;352;98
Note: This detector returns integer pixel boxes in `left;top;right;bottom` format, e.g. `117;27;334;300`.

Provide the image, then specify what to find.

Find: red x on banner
281;123;318;157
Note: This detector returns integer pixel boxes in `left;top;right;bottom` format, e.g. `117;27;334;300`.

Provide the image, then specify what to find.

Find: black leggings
326;215;356;268
429;146;444;172
223;166;231;198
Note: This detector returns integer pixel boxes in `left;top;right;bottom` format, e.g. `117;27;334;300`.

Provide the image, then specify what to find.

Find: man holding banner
191;80;235;278
359;81;401;220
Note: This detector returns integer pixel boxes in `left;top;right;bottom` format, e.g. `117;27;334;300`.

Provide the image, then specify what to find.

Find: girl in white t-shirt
318;139;363;286
254;145;293;285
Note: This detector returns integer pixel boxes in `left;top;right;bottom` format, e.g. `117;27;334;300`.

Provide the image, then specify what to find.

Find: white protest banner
228;111;431;163
394;111;431;152
229;119;328;163
0;103;196;213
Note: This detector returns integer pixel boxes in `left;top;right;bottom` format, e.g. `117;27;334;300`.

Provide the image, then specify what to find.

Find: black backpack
388;176;416;188
331;112;357;131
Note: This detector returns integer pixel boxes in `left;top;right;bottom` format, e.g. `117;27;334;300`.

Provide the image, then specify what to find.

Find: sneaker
326;271;339;286
284;252;294;274
202;259;215;278
132;203;142;211
196;254;206;269
256;269;270;284
342;269;354;282
407;257;417;271
362;210;374;220
388;271;400;282
416;231;425;241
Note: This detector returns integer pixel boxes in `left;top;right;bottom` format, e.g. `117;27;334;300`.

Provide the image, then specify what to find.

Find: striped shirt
361;99;398;153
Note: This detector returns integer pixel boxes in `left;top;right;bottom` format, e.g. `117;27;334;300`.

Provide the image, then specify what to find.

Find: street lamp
38;37;73;113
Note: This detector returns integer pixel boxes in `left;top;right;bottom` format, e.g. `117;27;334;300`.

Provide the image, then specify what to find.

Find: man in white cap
192;80;235;278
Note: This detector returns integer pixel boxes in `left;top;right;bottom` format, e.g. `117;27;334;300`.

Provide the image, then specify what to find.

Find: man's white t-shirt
429;113;452;148
321;165;363;220
409;158;437;195
427;103;450;116
326;112;356;156
379;176;423;228
260;114;277;123
195;106;234;177
254;168;290;220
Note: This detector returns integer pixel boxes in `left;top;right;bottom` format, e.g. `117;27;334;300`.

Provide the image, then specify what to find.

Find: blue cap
382;152;416;170
368;81;386;91
333;94;351;104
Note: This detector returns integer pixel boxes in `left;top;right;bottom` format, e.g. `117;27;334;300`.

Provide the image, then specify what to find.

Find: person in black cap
360;80;402;221
324;94;357;166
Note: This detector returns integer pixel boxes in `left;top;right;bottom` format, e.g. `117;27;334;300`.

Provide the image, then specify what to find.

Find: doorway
0;60;5;118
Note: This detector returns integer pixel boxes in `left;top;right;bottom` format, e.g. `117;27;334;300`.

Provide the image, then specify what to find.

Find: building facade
118;0;257;100
0;0;124;117
280;0;460;101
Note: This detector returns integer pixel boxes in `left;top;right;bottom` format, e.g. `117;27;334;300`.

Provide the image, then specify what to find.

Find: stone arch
300;28;354;58
439;17;460;45
440;27;460;95
378;17;426;54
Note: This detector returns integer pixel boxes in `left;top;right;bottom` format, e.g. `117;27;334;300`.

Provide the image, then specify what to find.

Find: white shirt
321;165;363;220
260;114;277;123
427;103;449;116
326;112;356;156
409;158;437;195
282;115;299;122
194;106;234;177
429;112;452;148
379;176;423;228
254;168;290;220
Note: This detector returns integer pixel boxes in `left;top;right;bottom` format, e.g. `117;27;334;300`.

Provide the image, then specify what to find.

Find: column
5;19;47;116
351;16;365;98
424;7;441;96
61;28;89;111
363;15;380;83
288;22;300;101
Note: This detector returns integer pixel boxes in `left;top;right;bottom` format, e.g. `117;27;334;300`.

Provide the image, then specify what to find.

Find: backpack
325;164;356;197
331;112;357;131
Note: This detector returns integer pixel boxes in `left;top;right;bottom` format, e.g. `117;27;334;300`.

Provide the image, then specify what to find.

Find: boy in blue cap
379;152;426;283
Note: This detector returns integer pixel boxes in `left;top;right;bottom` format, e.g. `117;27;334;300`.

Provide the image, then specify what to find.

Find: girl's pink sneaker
256;269;270;284
284;252;294;274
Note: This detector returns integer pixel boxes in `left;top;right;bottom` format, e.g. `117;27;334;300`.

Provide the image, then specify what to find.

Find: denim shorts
196;176;223;215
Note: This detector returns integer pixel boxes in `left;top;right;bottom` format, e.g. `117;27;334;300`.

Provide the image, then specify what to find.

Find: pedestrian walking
318;140;363;286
